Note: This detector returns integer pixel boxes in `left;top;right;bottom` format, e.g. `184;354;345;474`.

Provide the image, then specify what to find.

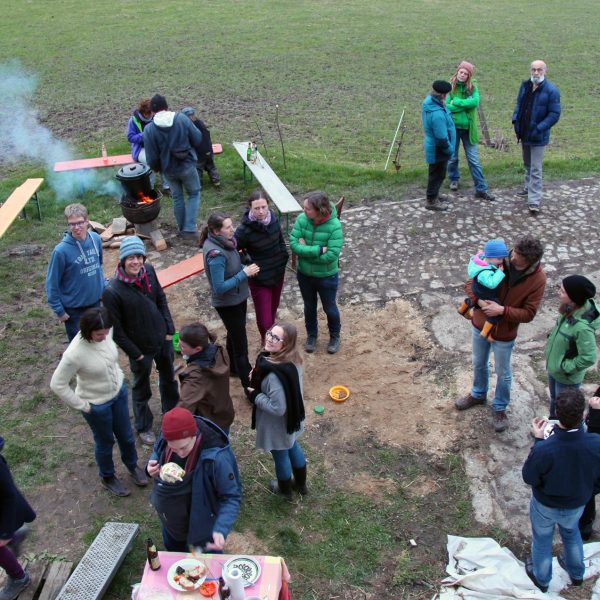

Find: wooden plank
38;561;73;600
157;254;205;289
17;560;47;600
0;178;44;238
233;142;302;214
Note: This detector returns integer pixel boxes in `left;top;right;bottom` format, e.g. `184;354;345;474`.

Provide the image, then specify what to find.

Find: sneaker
304;335;317;353
475;191;496;201
128;465;148;487
493;410;509;433
7;525;28;558
0;571;31;600
525;558;548;593
425;198;449;212
138;430;156;446
449;181;459;191
528;205;540;215
557;555;584;586
327;336;341;354
180;230;201;244
516;188;529;197
454;394;486;411
101;476;130;497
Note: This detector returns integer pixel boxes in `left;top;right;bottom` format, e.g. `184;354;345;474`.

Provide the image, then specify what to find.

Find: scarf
114;264;152;294
208;233;237;250
164;432;203;473
248;209;272;226
250;352;305;434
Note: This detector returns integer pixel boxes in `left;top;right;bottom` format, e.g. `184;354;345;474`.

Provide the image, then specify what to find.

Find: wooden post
477;102;492;147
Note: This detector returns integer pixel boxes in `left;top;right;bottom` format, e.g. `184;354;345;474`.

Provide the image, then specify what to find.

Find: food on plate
198;580;218;597
160;462;185;483
173;561;207;590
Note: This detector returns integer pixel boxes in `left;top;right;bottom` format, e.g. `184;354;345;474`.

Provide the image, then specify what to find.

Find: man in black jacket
102;236;179;446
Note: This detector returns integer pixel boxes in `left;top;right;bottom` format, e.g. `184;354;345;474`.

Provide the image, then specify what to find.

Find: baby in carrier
458;239;509;339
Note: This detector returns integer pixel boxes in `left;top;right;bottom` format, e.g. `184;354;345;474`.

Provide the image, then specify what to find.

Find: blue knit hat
119;236;146;261
483;239;508;259
181;106;195;116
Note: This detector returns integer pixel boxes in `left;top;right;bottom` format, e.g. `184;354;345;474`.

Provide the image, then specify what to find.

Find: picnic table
136;551;291;600
232;142;302;232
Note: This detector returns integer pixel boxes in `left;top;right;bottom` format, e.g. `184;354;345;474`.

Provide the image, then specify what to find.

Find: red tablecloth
136;551;291;600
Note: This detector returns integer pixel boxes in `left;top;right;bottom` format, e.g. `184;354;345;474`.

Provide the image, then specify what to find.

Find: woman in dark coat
235;190;289;343
0;436;35;599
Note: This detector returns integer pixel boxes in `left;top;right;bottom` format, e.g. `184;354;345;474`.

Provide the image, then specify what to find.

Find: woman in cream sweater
50;307;147;497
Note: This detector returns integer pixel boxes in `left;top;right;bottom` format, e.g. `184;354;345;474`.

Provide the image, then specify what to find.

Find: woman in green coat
545;275;600;419
446;61;494;201
290;191;343;355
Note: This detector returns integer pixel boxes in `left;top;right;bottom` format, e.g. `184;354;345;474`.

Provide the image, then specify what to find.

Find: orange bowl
329;385;350;403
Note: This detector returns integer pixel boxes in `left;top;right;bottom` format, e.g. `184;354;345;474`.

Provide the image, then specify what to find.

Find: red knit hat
457;61;475;76
162;407;197;441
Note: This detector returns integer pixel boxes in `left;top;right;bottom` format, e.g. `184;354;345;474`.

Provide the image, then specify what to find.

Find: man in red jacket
455;236;546;432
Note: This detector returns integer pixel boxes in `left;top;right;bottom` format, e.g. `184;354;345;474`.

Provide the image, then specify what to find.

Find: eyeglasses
68;220;88;229
265;330;283;343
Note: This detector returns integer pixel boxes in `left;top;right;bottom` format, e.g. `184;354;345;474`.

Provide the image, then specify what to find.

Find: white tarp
433;535;600;599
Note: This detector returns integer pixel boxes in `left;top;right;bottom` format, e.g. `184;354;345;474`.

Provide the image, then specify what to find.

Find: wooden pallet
0;559;73;600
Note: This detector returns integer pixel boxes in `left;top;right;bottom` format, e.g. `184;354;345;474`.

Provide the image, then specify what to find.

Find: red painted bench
157;253;205;289
0;178;44;238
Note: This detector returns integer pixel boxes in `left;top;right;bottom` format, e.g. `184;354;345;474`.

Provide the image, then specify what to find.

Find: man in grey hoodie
143;95;204;242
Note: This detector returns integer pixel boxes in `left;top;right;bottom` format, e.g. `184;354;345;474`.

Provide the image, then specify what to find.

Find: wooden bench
0;178;44;239
0;558;73;600
233;141;302;232
157;253;205;289
53;145;223;172
55;521;139;600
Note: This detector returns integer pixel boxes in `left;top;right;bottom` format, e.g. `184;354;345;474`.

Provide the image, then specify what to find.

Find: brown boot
493;410;508;432
480;321;494;339
455;394;486;411
457;300;473;320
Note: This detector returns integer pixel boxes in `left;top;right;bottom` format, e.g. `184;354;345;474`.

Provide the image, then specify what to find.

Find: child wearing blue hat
458;239;509;339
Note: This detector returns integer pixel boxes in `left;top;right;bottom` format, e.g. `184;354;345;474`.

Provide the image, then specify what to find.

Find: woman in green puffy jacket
545;275;600;419
446;61;494;201
290;192;343;355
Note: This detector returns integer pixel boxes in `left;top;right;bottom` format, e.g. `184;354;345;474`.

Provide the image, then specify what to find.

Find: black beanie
150;94;168;112
563;275;596;307
432;80;452;94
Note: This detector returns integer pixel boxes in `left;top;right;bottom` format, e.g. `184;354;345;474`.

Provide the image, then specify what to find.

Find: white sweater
50;328;124;413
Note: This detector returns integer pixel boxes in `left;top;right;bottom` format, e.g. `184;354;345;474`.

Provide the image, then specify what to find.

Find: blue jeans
530;496;585;587
548;375;580;420
447;129;488;193
470;327;516;411
82;383;138;478
296;272;341;337
63;301;101;341
168;166;201;233
271;441;306;481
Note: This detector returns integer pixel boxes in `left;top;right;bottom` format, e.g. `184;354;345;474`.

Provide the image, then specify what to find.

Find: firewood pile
88;217;150;249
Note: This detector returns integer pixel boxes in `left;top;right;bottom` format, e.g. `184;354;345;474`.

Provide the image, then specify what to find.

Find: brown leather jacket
177;344;234;431
466;258;546;341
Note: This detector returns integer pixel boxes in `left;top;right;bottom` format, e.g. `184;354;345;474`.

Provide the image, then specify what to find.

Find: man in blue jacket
421;80;456;212
522;389;600;592
45;203;105;341
143;95;204;243
512;60;561;214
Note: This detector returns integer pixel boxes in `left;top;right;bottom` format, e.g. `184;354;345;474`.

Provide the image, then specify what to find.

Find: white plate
167;558;207;592
223;555;261;587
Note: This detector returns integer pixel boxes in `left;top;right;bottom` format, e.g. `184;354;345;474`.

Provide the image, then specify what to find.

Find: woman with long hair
247;322;307;501
235;189;289;343
200;213;260;389
446;61;495;200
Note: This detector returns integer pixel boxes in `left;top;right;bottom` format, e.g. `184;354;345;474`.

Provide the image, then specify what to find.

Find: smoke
0;60;121;201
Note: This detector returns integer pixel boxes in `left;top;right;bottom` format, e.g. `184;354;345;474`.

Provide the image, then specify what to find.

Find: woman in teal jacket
446;61;494;201
290;192;343;354
545;275;600;419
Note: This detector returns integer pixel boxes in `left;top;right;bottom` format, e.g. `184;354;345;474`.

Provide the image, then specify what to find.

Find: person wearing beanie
512;60;561;214
446;61;495;201
545;274;600;418
146;407;241;552
456;236;547;433
421;80;456;211
458;239;509;339
181;107;220;186
102;236;179;447
143;94;204;243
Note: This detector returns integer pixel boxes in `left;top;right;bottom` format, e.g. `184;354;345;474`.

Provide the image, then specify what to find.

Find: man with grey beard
512;60;561;214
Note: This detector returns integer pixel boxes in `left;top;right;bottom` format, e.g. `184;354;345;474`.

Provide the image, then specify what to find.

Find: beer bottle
218;576;230;599
246;142;252;162
146;538;161;571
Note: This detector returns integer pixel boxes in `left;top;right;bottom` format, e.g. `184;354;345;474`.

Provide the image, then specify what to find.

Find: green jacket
446;81;480;144
289;206;343;278
545;299;600;384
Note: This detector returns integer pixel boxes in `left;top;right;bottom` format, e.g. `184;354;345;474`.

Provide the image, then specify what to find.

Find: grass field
1;2;599;598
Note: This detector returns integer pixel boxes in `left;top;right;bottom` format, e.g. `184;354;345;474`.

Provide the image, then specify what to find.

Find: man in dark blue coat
522;389;600;592
512;60;561;214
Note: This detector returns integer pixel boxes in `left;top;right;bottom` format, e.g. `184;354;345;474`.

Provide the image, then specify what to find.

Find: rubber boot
292;465;308;495
480;321;494;339
269;478;293;502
